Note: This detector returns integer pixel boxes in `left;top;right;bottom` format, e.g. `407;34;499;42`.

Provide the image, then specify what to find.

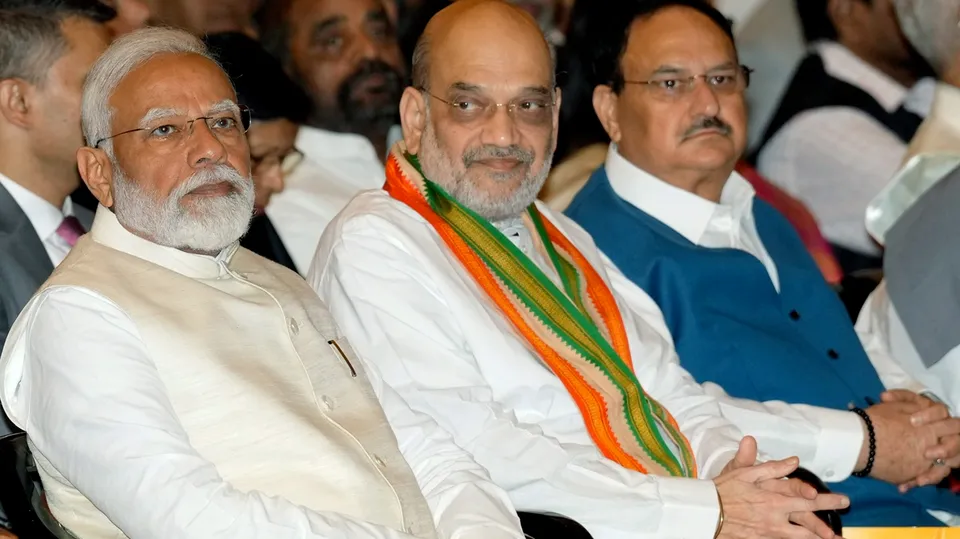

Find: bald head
412;0;554;90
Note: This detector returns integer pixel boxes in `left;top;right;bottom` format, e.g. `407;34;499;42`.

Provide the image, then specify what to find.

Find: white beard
112;162;255;253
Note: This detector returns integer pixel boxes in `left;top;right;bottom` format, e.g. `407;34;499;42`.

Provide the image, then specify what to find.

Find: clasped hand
861;389;960;492
714;436;849;539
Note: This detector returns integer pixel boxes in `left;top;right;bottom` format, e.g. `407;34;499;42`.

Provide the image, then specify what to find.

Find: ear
0;79;33;130
77;146;115;208
399;86;428;155
593;84;622;144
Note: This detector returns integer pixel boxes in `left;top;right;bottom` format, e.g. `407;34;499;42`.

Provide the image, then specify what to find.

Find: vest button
373;455;386;468
288;317;300;336
789;310;801;321
827;349;839;359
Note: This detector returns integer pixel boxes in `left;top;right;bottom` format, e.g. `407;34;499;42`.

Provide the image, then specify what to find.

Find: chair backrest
0;433;75;539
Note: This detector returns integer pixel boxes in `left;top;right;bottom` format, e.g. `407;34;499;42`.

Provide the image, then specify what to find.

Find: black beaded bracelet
851;406;876;478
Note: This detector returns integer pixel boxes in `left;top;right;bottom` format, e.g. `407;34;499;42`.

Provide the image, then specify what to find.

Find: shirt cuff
805;407;864;483
658;477;721;539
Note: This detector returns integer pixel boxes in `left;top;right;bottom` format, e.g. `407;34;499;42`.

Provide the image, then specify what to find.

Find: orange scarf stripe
386;170;647;472
540;202;698;477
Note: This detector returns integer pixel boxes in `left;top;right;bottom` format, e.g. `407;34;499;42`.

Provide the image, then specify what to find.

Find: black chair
789;467;843;536
0;433;74;539
517;512;593;538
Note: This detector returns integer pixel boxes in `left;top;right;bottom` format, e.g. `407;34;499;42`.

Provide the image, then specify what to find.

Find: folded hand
715;437;849;539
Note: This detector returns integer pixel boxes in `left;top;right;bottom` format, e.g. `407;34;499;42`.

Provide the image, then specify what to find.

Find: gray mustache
463;145;534;167
683;116;732;139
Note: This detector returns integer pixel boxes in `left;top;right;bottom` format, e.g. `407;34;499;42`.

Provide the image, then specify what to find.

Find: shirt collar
0;172;72;241
816;41;907;112
89;205;238;279
604;144;755;244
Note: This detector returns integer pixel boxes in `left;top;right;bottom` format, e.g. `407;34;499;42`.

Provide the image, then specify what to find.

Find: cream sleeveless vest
30;208;437;539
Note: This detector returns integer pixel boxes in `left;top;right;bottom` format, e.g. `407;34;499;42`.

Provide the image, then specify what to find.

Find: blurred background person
753;0;934;275
857;0;960;412
259;0;407;274
147;0;263;37
99;0;149;37
204;31;310;272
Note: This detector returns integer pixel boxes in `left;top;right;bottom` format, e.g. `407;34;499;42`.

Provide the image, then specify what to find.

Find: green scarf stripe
457;217;684;474
527;209;587;314
403;155;694;476
436;192;684;474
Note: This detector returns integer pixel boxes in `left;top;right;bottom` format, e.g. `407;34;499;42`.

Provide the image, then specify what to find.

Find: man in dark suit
0;1;112;432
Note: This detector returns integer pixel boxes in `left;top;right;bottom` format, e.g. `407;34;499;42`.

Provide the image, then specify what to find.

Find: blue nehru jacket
565;163;960;527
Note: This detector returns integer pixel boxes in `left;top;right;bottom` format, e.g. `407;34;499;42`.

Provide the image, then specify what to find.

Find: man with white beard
0;27;527;539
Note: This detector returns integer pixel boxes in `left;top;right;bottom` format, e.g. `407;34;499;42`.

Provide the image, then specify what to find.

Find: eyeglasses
622;65;754;100
94;105;252;149
417;87;556;127
252;147;305;176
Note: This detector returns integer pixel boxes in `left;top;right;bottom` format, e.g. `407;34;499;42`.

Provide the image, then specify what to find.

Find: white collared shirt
310;190;747;539
603;146;883;484
0;173;76;266
757;42;935;256
266;126;390;275
605;146;781;291
0;207;525;539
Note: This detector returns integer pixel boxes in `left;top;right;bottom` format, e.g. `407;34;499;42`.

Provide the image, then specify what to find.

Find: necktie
56;215;85;247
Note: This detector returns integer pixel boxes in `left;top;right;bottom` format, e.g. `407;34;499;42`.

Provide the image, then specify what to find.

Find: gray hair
0;2;113;85
894;0;960;75
81;27;217;152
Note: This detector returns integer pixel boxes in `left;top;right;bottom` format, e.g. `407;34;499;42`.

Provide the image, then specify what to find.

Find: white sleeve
756;108;907;255
855;282;929;395
3;287;420;539
365;362;524;539
312;228;722;539
609;268;863;483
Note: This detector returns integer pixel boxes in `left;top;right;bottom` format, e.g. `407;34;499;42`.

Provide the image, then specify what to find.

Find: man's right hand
0;529;16;539
857;399;960;486
714;437;849;539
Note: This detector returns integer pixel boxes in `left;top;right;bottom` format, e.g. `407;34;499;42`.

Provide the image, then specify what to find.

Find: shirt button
321;395;336;411
824;470;834;479
288;317;300;336
827;349;839;359
789;310;801;321
374;455;386;468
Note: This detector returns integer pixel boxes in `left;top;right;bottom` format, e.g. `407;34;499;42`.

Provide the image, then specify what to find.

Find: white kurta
0;206;524;539
310;189;744;539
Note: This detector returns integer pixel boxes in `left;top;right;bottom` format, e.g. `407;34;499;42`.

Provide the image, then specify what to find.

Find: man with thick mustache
564;0;960;527
0;27;528;539
259;0;408;274
311;2;851;538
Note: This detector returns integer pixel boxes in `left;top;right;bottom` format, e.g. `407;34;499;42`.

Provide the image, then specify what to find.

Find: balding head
412;0;554;90
400;0;559;222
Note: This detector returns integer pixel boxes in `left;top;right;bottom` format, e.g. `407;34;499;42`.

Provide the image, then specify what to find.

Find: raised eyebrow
138;107;181;129
449;81;483;93
519;86;553;98
207;100;240;116
650;66;689;77
706;61;739;73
